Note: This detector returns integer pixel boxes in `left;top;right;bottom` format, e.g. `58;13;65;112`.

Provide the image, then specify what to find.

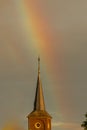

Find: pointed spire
34;57;45;111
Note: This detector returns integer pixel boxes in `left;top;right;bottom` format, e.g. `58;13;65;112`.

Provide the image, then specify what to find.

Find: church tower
27;57;52;130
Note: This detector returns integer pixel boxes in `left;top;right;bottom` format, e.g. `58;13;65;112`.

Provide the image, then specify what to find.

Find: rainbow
11;0;65;117
12;0;64;113
13;0;62;73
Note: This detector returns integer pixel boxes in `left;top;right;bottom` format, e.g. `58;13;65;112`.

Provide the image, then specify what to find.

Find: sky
0;0;87;130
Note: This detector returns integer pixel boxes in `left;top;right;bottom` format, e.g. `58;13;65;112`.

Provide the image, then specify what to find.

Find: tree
81;113;87;130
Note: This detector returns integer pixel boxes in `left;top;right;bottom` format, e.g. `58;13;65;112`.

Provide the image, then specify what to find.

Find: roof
27;110;52;119
33;57;45;111
27;58;52;119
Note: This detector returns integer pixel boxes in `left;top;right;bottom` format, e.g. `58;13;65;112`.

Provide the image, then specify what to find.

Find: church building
27;57;52;130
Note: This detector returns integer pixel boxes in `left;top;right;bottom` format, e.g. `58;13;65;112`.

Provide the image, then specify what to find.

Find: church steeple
27;58;52;130
34;57;45;111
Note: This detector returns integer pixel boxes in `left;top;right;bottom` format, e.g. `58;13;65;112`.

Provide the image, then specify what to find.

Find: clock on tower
27;57;52;130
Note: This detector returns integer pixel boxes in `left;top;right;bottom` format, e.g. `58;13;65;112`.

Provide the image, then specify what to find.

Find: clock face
35;122;41;129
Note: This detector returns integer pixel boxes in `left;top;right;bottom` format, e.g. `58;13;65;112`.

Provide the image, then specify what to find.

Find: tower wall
28;117;51;130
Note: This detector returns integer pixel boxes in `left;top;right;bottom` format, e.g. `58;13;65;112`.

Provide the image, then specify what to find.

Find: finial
38;56;40;74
